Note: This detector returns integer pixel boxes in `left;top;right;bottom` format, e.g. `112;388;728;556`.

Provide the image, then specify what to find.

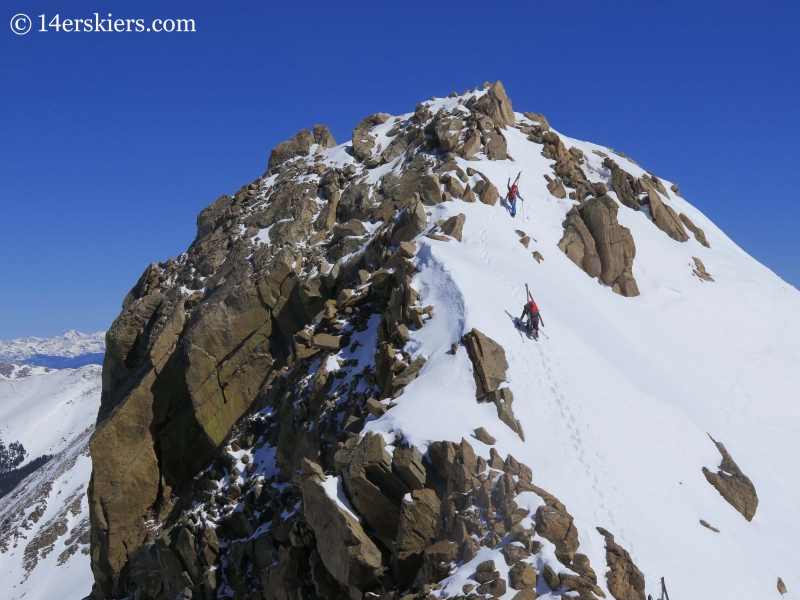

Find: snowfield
0;364;101;600
353;103;800;598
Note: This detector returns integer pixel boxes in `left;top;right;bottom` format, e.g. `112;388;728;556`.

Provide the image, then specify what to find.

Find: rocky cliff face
87;81;797;600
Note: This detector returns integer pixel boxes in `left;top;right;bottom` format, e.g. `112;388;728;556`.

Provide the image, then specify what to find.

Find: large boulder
461;328;508;397
301;460;385;596
393;488;441;585
578;196;640;297
474;81;516;128
535;503;579;565
596;528;646;600
268;129;314;170
352;113;391;161
313;124;337;148
484;130;508;160
702;435;758;521
389;199;428;246
641;179;689;242
606;159;640;210
558;207;602;280
335;434;410;549
440;213;466;242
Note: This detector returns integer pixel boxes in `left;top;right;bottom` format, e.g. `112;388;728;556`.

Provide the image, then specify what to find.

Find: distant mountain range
0;330;105;368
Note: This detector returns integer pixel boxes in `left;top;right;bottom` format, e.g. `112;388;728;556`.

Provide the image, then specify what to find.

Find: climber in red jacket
505;172;524;218
519;286;544;339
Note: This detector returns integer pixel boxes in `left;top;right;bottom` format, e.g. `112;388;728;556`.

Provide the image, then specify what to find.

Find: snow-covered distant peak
0;330;105;368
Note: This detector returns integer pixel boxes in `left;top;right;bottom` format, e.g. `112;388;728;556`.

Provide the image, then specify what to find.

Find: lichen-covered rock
702;434;758;521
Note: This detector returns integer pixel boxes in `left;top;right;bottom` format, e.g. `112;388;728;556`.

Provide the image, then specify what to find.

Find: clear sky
1;1;798;339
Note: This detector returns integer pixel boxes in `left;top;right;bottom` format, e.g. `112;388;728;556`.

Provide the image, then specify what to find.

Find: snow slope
0;364;101;600
0;331;105;368
340;97;800;598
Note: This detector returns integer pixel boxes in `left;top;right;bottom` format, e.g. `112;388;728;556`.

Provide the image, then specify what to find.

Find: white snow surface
0;330;105;362
344;106;800;598
0;365;101;600
0;364;102;464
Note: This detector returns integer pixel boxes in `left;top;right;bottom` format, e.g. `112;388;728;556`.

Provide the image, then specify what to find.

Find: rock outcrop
640;178;689;242
559;197;639;297
268;129;315;170
596;528;646;600
86;82;660;600
692;257;714;282
461;329;524;439
680;213;710;247
702;434;758;521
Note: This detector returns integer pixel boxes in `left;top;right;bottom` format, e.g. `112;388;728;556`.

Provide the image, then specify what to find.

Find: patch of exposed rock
596;528;646;600
461;329;523;439
692;257;714;282
702;434;758;521
558;198;639;297
680;213;710;247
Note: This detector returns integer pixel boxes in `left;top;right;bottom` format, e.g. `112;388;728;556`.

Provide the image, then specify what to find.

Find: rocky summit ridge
87;81;800;600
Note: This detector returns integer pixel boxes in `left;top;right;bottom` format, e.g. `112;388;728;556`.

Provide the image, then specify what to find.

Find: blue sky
1;1;798;339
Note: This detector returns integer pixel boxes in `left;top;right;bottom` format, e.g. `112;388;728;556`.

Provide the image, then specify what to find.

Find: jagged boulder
558;207;602;280
440;213;466;241
535;503;579;565
335;433;410;549
596;528;646;600
547;177;567;199
394;488;441;584
605;159;640;210
268;129;314;170
702;435;758;521
313;124;337;148
474;81;515;127
352;113;391;161
301;460;384;596
484;130;508;160
575;196;639;296
419;173;442;206
640;179;689;242
389;199;428;246
680;213;710;247
461;329;508;396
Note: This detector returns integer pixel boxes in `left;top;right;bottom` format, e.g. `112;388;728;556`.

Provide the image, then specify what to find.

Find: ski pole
539;329;549;339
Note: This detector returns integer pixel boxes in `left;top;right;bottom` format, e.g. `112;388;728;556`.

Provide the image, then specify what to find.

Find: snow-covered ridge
0;330;106;368
0;364;101;600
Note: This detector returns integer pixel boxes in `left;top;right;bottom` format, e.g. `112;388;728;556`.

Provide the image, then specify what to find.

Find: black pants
521;307;540;332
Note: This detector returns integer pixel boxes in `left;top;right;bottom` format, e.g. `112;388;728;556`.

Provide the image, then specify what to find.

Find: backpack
508;185;518;200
